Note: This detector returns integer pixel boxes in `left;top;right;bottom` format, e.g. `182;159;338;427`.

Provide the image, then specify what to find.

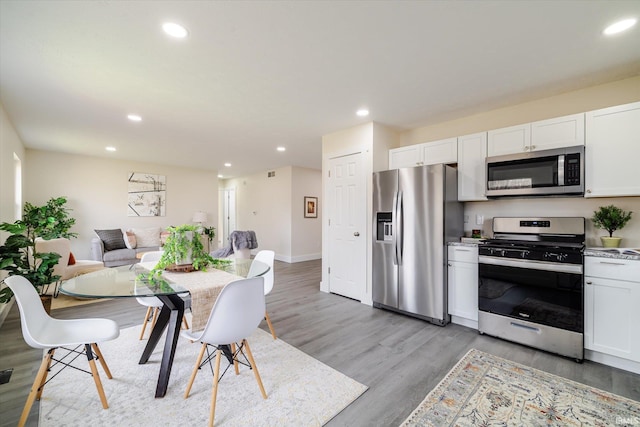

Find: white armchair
35;238;104;295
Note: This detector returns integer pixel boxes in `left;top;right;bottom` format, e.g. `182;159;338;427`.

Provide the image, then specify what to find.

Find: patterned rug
401;349;640;426
39;326;367;426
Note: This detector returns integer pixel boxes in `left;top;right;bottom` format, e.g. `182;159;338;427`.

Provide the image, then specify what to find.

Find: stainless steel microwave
486;145;584;197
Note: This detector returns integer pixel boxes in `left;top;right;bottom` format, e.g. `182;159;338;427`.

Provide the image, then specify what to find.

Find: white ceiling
1;1;639;178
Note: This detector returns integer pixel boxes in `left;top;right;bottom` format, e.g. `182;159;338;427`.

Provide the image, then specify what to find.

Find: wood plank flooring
1;259;639;426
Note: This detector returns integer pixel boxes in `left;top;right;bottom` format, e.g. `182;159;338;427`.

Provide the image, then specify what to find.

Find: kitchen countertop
584;248;640;261
449;240;484;247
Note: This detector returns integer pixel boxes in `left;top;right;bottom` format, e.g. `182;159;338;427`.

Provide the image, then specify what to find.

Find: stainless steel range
478;217;585;361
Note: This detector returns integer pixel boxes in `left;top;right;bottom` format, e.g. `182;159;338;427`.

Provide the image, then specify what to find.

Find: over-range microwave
485;145;584;198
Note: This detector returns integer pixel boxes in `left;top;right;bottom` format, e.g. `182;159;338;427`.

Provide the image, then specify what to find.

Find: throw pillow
132;227;161;248
124;231;137;249
95;229;127;251
68;252;76;265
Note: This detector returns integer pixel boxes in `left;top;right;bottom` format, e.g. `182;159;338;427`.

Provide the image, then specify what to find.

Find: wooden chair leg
36;348;55;401
151;307;160;330
19;350;53;427
139;306;153;340
86;344;109;409
265;311;277;340
91;343;113;379
243;339;267;399
185;343;207;398
208;350;222;427
182;316;190;330
230;343;239;375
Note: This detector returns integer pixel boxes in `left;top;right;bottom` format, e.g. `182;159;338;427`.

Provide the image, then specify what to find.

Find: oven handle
479;255;583;274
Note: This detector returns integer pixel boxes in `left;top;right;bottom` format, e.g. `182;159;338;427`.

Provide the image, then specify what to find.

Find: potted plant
592;205;633;248
149;224;223;275
0;196;76;308
202;226;216;248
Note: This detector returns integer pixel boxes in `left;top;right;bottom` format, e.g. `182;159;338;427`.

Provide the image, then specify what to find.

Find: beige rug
39;325;367;426
401;349;640;426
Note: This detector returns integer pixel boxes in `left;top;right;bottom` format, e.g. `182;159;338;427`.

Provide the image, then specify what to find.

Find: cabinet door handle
586;281;592;285
447;263;452;267
455;248;471;252
599;261;625;266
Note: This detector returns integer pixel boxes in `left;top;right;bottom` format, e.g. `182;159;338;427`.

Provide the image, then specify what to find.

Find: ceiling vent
267;171;276;178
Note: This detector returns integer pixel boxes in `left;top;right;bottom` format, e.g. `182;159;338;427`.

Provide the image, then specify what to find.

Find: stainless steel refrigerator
373;164;463;325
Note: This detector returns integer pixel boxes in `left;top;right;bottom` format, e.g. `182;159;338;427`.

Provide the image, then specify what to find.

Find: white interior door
328;152;366;300
223;187;236;245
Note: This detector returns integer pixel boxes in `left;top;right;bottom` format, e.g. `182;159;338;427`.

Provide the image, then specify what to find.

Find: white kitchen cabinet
447;245;478;328
584;257;640;364
457;132;487;201
585;101;640;197
530;113;585;152
389;138;457;169
487;113;584;157
389;145;423;169
422;137;457;165
487;123;530;156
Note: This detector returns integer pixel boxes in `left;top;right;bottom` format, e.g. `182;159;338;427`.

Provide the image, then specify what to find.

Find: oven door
478;256;583;333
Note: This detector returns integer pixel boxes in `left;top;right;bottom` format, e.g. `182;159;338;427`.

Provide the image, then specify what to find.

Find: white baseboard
450;315;478;330
274;253;321;263
585;349;640;374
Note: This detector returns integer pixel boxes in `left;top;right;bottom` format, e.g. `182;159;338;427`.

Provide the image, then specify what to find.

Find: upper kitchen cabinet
457;132;488;201
585;101;640;197
389;138;457;169
487;113;585;157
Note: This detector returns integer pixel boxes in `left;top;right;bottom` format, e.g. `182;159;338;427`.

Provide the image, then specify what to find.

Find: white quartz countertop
584;248;640;261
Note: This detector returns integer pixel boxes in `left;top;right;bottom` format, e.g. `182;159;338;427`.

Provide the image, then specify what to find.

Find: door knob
354;232;360;237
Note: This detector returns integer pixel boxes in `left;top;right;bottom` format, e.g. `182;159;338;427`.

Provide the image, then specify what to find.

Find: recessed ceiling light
603;18;637;35
105;146;117;152
217;174;223;178
127;114;142;122
224;163;231;167
277;146;286;152
162;22;188;38
356;109;369;117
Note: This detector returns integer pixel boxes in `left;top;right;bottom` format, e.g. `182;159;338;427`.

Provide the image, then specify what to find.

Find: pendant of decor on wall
127;172;166;216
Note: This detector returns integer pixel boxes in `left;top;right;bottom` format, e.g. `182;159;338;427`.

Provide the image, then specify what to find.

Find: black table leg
138;294;184;398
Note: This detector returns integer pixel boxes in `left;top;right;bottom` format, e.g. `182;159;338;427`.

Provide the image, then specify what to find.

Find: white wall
291;167;322;262
0;102;25;323
25;150;219;258
221;165;322;262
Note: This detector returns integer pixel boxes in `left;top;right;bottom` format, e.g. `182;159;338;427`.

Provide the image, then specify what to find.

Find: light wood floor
1;259;639;427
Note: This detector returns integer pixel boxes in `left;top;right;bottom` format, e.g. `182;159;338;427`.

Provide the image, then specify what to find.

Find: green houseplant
0;197;76;304
592;205;633;248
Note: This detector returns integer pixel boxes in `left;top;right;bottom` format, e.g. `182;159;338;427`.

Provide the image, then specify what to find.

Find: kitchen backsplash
463;196;640;248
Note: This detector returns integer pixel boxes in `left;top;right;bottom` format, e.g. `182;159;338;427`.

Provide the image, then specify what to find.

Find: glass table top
59;258;269;299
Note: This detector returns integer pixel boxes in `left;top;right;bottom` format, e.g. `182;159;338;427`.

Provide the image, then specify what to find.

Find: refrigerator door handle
392;191;399;265
396;191;403;265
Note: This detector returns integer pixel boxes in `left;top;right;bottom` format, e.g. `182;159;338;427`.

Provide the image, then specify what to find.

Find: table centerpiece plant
591;204;633;248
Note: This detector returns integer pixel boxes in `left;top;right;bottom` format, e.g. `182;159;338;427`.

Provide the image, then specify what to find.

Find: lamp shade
192;211;207;223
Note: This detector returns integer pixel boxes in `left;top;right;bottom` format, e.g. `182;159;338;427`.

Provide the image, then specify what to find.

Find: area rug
39;326;368;426
401;349;640;426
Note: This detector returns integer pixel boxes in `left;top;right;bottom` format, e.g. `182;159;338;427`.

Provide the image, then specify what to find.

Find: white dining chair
248;250;277;339
4;275;119;427
181;276;267;427
137;250;189;339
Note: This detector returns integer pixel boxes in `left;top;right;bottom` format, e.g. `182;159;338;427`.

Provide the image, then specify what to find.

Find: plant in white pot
591;205;633;248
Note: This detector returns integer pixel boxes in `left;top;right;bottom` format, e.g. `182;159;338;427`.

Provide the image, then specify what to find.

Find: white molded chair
136;251;190;339
181;276;267;427
248;250;276;340
5;275;119;427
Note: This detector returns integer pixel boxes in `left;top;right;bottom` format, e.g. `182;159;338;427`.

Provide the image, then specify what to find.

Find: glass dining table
59;258;269;398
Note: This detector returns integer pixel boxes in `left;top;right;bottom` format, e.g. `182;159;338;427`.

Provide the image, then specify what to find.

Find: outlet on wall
476;214;484;225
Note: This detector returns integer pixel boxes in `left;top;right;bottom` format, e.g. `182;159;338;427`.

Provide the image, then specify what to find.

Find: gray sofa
91;238;160;267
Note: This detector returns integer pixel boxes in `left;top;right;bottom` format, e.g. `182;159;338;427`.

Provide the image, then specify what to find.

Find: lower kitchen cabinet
584;256;640;372
447;245;478;328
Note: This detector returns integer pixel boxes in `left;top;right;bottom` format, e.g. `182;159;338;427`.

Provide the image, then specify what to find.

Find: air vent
267;171;276;178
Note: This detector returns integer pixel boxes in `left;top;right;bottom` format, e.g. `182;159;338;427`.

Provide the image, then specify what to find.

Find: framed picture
127;172;166;216
304;196;318;218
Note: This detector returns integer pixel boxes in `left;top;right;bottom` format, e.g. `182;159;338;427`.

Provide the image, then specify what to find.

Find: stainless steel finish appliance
486;145;584;198
478;217;585;361
373;164;463;325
